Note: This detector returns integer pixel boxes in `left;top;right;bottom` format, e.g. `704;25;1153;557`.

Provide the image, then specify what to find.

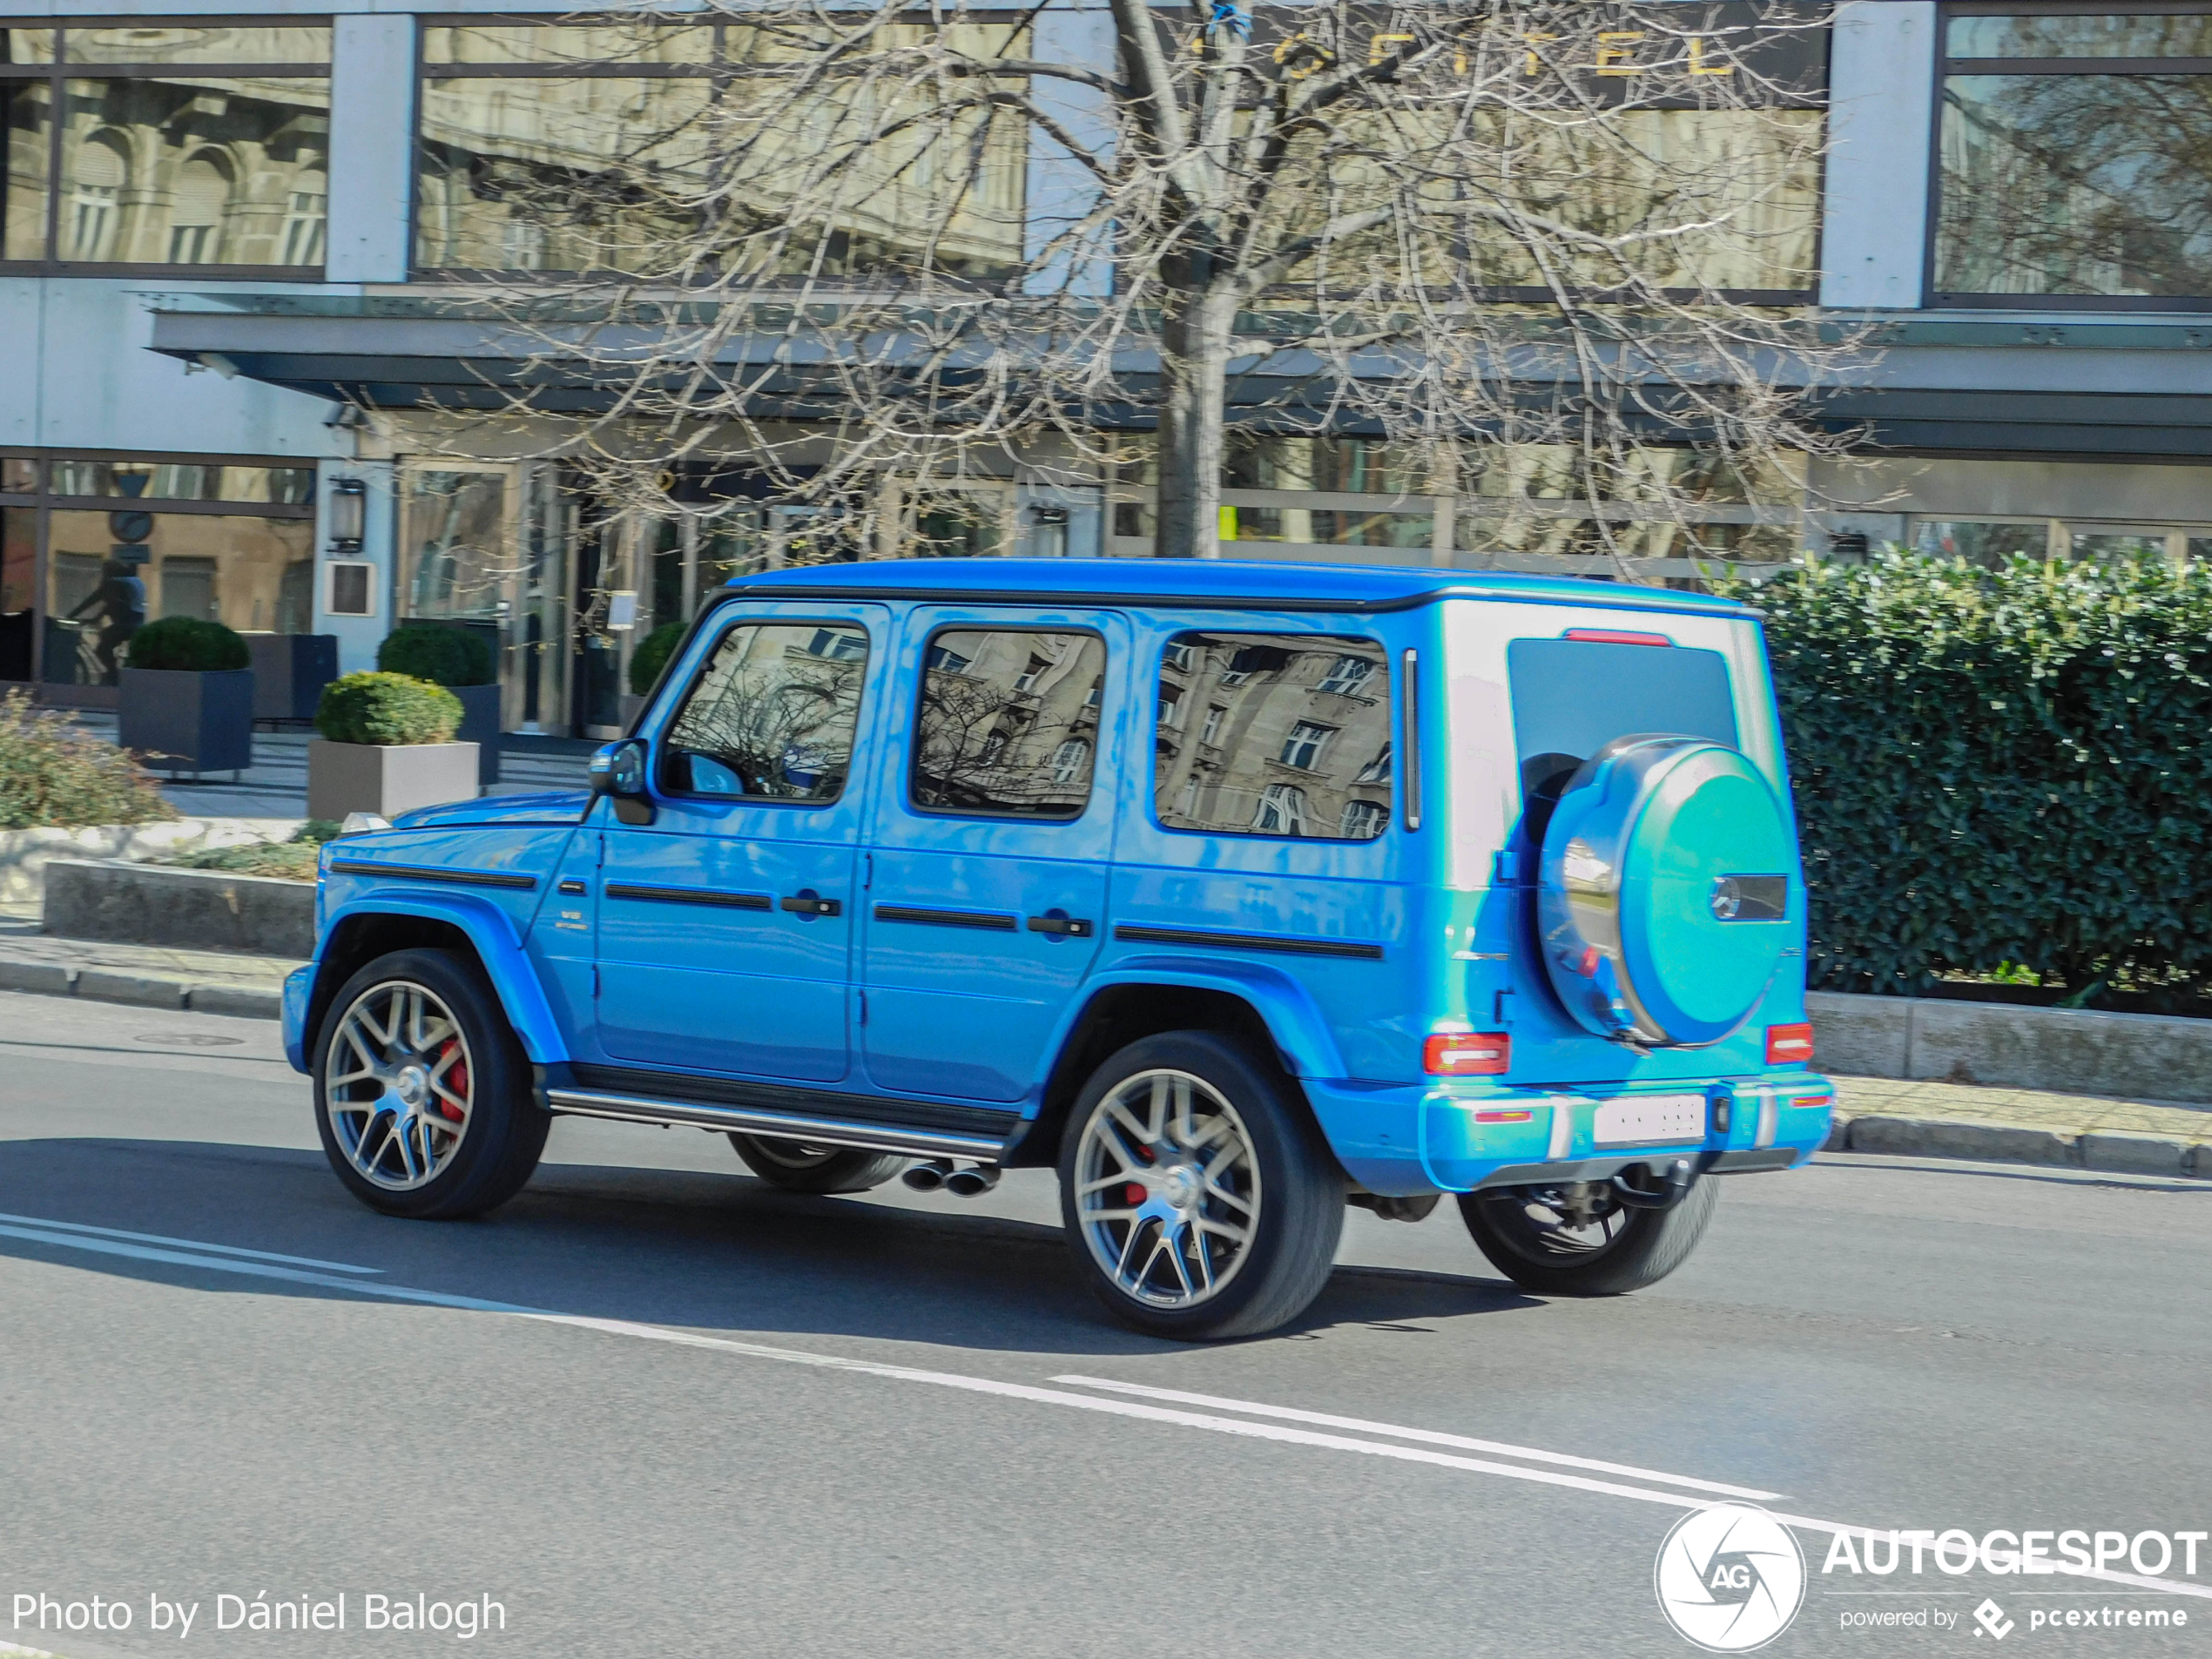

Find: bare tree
445;0;1869;574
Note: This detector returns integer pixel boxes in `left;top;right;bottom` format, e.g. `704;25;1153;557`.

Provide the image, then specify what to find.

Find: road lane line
10;1220;2212;1602
0;1211;382;1273
1048;1374;1784;1499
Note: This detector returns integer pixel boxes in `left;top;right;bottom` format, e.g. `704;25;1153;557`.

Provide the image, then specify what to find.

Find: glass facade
414;21;1028;279
0;454;317;689
1937;7;2212;302
3;24;330;270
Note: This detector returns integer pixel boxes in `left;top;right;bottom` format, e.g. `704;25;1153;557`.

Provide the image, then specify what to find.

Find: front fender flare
307;891;570;1067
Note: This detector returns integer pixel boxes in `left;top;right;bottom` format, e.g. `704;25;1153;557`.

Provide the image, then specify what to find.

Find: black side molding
327;860;536;891
604;882;772;911
875;904;1019;932
1113;923;1384;961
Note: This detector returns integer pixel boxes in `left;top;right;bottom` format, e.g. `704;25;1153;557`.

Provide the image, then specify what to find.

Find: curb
0;959;283;1022
1825;1113;2212;1181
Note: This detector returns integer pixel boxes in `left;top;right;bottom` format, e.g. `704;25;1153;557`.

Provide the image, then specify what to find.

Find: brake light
1765;1022;1815;1065
1564;628;1673;647
1474;1109;1533;1123
1425;1033;1510;1076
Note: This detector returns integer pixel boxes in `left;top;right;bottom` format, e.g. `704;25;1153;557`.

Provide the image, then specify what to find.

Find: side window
910;628;1108;819
661;620;868;802
1155;631;1393;841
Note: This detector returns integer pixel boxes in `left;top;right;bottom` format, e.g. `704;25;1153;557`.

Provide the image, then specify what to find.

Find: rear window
1507;636;1736;826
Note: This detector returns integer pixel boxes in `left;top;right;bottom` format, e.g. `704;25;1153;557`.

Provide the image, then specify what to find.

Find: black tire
312;948;548;1220
727;1134;908;1194
1456;1174;1717;1296
1057;1031;1345;1341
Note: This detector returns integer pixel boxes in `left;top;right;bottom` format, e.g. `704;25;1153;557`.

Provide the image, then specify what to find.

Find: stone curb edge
0;958;282;1021
5;962;2209;1181
1824;1112;2212;1181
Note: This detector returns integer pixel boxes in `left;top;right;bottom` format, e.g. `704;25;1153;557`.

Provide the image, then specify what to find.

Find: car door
595;603;887;1082
859;606;1122;1102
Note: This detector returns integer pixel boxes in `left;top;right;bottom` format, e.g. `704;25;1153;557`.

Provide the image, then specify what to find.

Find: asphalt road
3;988;2209;1659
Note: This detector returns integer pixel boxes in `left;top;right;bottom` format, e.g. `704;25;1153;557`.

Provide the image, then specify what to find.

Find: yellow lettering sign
1595;30;1645;76
1689;35;1734;75
1521;30;1557;77
1368;31;1414;66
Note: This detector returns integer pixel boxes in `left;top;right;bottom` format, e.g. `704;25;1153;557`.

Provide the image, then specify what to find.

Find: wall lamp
327;477;367;553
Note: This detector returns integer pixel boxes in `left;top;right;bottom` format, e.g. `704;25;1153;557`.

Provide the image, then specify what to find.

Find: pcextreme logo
1656;1504;1809;1652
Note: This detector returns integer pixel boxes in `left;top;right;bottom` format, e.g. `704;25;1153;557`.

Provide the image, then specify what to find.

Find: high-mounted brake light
1425;1033;1510;1076
1765;1022;1815;1065
1564;628;1674;647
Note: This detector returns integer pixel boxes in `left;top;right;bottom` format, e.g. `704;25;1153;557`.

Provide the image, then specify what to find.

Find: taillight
1425;1033;1510;1076
1765;1022;1815;1065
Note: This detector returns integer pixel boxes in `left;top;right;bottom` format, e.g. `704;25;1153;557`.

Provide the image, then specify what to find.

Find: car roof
721;557;1757;619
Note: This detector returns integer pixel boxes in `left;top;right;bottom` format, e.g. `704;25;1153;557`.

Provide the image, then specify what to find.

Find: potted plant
118;617;255;778
377;623;502;782
624;622;685;727
306;671;478;820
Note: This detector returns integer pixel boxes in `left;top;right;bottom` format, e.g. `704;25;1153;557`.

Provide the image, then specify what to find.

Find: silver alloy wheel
1072;1068;1260;1310
323;980;475;1191
1474;1186;1629;1263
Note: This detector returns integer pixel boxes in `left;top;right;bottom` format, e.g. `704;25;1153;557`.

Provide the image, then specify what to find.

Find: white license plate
1593;1095;1708;1146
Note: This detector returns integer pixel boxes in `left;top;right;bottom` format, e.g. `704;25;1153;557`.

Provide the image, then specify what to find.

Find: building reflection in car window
910;629;1105;819
1155;631;1392;840
662;621;867;801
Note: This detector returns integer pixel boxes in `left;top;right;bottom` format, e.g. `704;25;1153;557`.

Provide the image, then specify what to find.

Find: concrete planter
246;632;339;723
0;817;304;906
307;740;480;821
451;682;502;784
1807;989;2212;1104
42;858;314;958
118;667;254;774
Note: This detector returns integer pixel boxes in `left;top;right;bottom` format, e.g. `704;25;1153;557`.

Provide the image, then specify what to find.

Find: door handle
779;894;842;917
1025;914;1095;938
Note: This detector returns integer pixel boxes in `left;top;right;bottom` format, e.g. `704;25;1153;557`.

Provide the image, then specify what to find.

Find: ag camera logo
1655;1504;1807;1652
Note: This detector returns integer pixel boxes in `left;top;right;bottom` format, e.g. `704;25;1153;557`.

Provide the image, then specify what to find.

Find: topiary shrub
127;616;249;672
314;672;463;746
376;623;496;687
629;622;686;696
1725;549;2212;1007
0;690;178;828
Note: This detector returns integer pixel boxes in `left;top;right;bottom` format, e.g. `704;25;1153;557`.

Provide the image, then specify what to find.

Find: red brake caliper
436;1041;467;1122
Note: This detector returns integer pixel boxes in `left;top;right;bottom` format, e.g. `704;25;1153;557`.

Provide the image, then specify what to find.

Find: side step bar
544;1086;1007;1163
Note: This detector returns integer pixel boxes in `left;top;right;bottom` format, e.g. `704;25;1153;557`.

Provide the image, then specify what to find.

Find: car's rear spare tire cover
1537;735;1794;1047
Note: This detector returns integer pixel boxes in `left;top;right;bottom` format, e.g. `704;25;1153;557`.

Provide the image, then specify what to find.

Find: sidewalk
1;914;2206;1179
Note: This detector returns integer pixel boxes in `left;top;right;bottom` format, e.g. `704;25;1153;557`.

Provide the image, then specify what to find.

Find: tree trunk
1153;286;1234;560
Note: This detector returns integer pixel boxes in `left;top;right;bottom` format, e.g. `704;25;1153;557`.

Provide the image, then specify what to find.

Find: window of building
0;452;317;690
1935;3;2212;305
414;19;1030;280
1155;632;1393;841
909;628;1105;819
1;23;331;273
663;619;869;801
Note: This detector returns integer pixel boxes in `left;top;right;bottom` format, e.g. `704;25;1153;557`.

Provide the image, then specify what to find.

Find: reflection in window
66;134;124;259
1938;72;2212;299
1156;633;1392;841
280;170;326;266
1912;520;2048;567
664;622;868;801
402;471;509;624
910;629;1105;819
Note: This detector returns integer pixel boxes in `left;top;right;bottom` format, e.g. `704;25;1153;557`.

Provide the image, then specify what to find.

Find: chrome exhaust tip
943;1164;1001;1197
901;1160;952;1193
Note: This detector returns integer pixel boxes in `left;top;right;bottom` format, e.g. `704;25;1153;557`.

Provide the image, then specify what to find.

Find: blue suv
285;560;1832;1339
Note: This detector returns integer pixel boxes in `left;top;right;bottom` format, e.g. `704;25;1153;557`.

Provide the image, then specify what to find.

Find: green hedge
628;622;685;696
314;672;463;746
1734;550;2212;1006
376;623;495;687
127;616;249;672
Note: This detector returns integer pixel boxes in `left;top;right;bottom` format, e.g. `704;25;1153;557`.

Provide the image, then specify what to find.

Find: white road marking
1049;1374;1784;1499
0;1211;381;1273
9;1217;2211;1603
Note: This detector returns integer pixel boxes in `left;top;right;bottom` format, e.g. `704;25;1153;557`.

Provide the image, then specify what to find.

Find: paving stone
2078;1130;2189;1177
74;969;190;1010
1846;1115;2076;1167
187;984;284;1021
0;959;75;996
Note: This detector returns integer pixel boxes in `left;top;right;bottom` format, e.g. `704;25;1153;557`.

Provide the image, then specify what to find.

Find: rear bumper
1305;1073;1832;1197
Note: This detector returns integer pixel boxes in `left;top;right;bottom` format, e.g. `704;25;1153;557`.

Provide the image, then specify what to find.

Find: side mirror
589;739;655;825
